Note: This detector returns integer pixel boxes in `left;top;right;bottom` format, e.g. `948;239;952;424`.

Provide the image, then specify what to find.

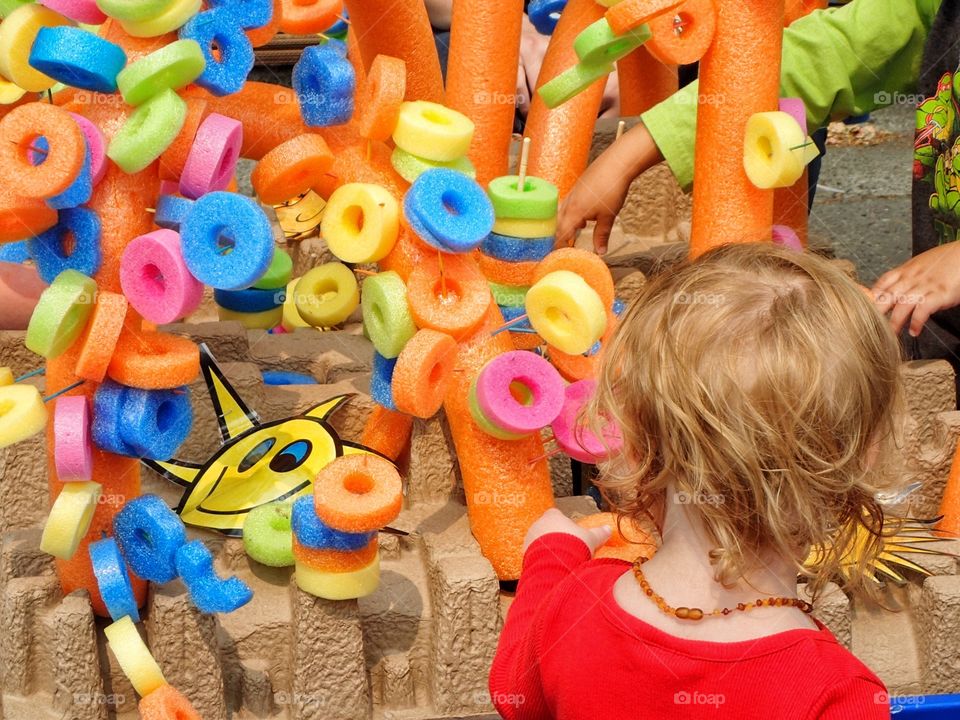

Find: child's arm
488;509;611;719
872;243;960;336
805;675;890;719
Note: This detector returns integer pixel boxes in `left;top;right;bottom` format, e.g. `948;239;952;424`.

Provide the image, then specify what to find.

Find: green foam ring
390;147;477;184
243;501;295;568
488;280;529;308
253;248;293;291
538;61;613;110
361;271;417;359
96;0;176;22
0;0;30;18
468;378;525;441
573;18;651;66
487;175;559;221
116;39;206;106
107;88;187;174
26;269;98;359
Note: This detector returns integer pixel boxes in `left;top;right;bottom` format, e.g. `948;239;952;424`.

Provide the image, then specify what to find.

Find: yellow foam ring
281;277;313;332
0;384;48;449
801;135;821;166
294;553;380;600
103;616;167;698
492;216;558;239
0;367;13;386
217;305;284;330
322;183;399;264
743;111;806;190
294;262;360;328
526;270;607;355
0;75;27;105
392;101;475;163
0;5;73;93
39;481;102;560
119;0;201;37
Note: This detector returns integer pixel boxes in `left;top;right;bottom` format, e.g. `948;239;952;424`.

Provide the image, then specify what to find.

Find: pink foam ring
771;224;803;252
120;229;204;324
39;0;107;24
779;97;807;136
551;379;623;464
68;113;107;187
475;350;565;436
54;395;93;482
179;113;243;200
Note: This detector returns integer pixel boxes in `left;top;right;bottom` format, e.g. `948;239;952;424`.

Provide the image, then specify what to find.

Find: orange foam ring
247;0;282;47
341;0;444;103
617;45;678;117
784;0;826;26
937;437;960;539
773;167;808;247
524;0;607;197
577;512;658;563
688;0;785;258
445;0;525;186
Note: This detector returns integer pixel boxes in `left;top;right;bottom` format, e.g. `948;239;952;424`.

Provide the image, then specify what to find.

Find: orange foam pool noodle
361;406;414;461
617;46;678;116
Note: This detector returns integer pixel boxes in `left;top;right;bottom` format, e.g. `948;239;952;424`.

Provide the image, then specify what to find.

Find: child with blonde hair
490;243;900;719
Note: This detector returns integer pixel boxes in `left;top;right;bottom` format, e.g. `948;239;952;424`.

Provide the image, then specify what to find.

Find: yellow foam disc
281;277;313;332
118;0;200;37
0;5;73;93
103;616;167;698
39;481;101;560
526;270;607;355
217;305;284;330
0;367;13;386
0;75;27;105
322;183;399;264
492;216;558;239
294;262;359;328
294;553;380;600
743;111;806;190
392;101;475;163
0;383;48;449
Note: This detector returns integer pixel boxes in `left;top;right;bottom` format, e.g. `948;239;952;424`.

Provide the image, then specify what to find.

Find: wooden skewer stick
517;136;532;188
528;448;562;465
438;250;447;300
616;120;626;141
354;268;377;277
491;314;530;337
145;208;156;214
15;368;45;382
44;379;86;403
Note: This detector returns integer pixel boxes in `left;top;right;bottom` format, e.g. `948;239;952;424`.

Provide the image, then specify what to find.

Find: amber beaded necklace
631;558;813;621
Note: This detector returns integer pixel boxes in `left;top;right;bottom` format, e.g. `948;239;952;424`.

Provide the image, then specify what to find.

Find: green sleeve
640;0;942;191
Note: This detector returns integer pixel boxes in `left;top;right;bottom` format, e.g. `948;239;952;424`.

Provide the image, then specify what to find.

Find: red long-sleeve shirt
489;534;889;719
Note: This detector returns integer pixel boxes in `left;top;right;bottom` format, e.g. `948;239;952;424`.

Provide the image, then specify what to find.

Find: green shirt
641;0;943;191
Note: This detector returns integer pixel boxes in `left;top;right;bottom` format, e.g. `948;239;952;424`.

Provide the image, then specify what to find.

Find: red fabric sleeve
805;675;890;720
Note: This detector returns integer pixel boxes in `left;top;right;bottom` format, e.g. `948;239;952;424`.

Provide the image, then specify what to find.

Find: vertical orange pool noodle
784;0;826;26
688;0;785;257
617;46;678;116
346;25;367;95
773;168;809;247
937;437;960;538
341;0;444;103
445;0;525;186
524;0;607;197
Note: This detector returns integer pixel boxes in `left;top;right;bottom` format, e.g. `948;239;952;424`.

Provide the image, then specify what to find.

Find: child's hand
872;242;960;336
523;508;612;555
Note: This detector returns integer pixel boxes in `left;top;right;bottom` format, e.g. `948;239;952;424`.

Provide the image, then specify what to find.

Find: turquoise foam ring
573;18;651;66
107;88;188;174
47;136;93;210
480;232;555;263
207;0;272;28
390;146;477;184
370;351;397;411
119;386;193;461
113;494;187;583
89;537;141;622
180;191;275;290
214;286;286;313
527;0;566;35
291;496;373;552
27;207;102;283
175;539;253;614
154;193;195;231
292;40;355;127
538;61;613;110
116;39;206;107
404;168;494;253
28;26;127;94
179;8;254;96
487;175;559;221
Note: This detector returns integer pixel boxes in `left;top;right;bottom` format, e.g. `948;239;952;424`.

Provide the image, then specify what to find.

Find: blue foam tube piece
481;232;555;263
28;26;127;93
92;381;140;457
179;9;255;96
113;494;188;583
498;304;533;330
0;241;30;263
119;387;193;461
292;41;355;127
290;496;374;551
28;207;102;284
261;370;318;386
207;0;272;28
155;194;195;232
47;138;93;210
89;537;141;622
527;0;568;35
404;169;494;253
370;352;397;411
175;540;253;613
214;286;286;313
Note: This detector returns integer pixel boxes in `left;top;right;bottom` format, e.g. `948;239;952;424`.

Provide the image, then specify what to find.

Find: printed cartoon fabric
916;68;960;244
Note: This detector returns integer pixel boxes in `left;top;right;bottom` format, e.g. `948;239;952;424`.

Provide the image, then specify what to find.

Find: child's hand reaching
523;508;612;555
872;242;960;336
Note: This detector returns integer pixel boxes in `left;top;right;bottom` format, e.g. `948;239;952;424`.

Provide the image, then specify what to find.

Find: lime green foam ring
26;269;97;359
487;175;559;221
107;88;187;174
390;146;477;184
0;0;31;18
488;280;529;308
96;0;175;22
243;502;295;568
573;18;651;66
538;62;613;110
468;378;525;441
253;247;293;290
116;39;205;106
361;271;417;359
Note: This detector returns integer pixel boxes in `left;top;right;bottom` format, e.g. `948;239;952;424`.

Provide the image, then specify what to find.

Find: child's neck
612;485;819;642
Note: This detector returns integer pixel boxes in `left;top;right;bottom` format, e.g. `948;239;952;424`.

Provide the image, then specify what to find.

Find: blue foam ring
326;10;348;36
27;207;102;285
214;286;286;313
28;26;127;94
154;194;195;231
181;191;275;291
481;232;555;263
402;192;446;251
28;136;50;167
92;381;139;456
113;494;188;583
0;241;30;263
528;0;568;35
584;340;601;357
207;0;273;28
291;496;375;552
179;9;255;97
262;370;318;385
292;41;355;127
89;537;141;623
613;298;626;317
119;386;193;461
405;169;495;253
175;540;253;614
498;304;533;330
47;137;93;210
370;352;397;411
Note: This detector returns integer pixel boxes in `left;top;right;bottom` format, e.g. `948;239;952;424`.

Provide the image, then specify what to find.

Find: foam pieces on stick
0;384;48;448
40;481;102;560
605;0;682;35
89;536;140;622
120;229;204;325
25;269;98;360
645;0;716;66
323;183;400;263
391;328;458;418
357;54;406;143
107;330;200;390
251;133;333;205
475;350;565;435
295;553;381;600
313;454;403;532
444;0;524;185
179;113;243;199
689;0;785;256
0;4;73;92
103;616;166;697
54;395;93;481
617;45;678;116
0;101;85;200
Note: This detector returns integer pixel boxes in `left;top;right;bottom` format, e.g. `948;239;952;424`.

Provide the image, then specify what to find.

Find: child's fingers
583;524;612;552
593;215;614;255
557;203;587;247
888;293;919;334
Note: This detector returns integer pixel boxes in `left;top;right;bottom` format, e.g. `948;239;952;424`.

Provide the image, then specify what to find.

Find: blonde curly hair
592;243;902;602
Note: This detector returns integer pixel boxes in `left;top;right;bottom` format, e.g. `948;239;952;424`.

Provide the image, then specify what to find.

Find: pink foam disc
771;224;803;251
551;379;623;464
778;97;807;136
475;351;565;435
120;228;204;325
179;113;243;200
54;395;93;481
68;113;107;186
39;0;107;24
